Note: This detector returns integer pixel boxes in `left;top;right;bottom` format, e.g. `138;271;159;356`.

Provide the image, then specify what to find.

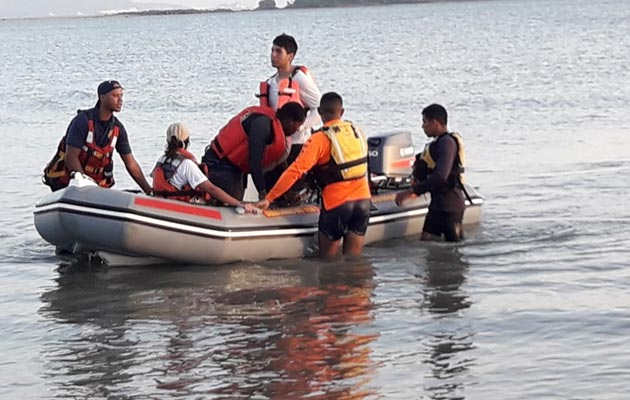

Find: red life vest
152;149;208;203
210;106;288;174
43;110;119;191
257;65;309;109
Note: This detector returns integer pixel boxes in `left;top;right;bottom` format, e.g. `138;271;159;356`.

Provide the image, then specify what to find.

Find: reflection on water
3;0;628;397
420;245;474;400
422;245;471;314
39;260;379;398
39;249;475;399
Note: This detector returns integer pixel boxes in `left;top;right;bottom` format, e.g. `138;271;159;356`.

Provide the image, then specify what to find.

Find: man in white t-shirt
258;34;322;196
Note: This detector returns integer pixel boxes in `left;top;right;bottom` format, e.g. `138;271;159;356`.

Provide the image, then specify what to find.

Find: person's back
307;121;371;212
256;92;371;259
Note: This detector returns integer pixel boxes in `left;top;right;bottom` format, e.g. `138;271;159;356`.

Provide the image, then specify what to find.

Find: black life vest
413;132;465;189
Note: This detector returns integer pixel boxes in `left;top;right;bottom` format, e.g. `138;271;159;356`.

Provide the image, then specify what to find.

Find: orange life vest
257;65;309;109
151;149;208;203
210;106;288;174
43;110;119;191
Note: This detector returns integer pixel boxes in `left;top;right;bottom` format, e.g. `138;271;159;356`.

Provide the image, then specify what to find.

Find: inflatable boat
33;131;484;265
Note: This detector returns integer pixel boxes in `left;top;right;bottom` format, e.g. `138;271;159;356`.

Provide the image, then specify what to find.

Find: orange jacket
266;119;371;211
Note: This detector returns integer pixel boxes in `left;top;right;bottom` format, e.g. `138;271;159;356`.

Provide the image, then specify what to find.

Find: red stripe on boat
134;197;222;220
391;158;414;169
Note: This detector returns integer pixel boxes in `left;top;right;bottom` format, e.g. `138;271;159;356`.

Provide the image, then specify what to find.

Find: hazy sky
0;0;263;19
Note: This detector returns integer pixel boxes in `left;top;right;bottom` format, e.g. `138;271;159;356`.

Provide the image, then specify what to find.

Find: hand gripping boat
34;132;484;265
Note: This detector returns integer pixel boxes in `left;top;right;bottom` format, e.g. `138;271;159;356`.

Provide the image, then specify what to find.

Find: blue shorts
318;199;371;241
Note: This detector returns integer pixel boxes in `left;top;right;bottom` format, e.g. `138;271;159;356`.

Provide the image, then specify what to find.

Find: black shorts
423;209;465;242
318;199;371;241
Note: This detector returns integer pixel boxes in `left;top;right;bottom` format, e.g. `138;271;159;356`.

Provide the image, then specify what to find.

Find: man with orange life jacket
151;122;255;212
255;92;371;260
258;34;322;194
395;104;467;242
43;81;151;194
201;102;306;201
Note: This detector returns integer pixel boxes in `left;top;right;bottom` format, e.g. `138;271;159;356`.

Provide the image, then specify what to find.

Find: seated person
152;122;255;213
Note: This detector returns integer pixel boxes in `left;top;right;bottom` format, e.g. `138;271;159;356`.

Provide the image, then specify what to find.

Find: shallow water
1;0;630;398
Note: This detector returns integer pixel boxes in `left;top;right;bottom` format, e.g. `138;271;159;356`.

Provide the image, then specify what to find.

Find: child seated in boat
151;122;255;213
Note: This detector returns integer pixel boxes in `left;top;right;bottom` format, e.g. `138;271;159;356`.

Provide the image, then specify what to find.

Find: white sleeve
266;74;279;110
170;159;208;190
292;70;322;144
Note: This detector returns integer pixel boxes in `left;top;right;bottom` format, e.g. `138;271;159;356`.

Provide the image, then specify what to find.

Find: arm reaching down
65;145;86;175
196;180;256;213
121;153;152;195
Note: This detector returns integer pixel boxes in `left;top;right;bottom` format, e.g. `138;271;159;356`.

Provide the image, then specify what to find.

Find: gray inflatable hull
34;184;484;265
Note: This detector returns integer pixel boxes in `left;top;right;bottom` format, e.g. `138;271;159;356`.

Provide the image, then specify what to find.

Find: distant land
115;8;236;16
113;0;469;15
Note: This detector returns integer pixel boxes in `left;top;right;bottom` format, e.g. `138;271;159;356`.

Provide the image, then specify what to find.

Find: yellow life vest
313;120;368;188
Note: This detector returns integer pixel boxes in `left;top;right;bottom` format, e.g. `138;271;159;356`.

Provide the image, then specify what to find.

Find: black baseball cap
97;80;123;96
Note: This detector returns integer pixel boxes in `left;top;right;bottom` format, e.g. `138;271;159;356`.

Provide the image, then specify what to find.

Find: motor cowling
367;131;415;191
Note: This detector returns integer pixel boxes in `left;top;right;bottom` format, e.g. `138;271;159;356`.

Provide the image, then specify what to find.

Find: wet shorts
423;209;465;242
318;199;371;241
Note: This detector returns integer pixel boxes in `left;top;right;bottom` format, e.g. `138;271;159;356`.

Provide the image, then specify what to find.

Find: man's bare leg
318;232;341;260
342;231;365;256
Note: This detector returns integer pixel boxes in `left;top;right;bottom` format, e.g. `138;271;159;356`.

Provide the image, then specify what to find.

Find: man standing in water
43;81;152;195
395;104;466;242
255;92;371;259
257;33;322;196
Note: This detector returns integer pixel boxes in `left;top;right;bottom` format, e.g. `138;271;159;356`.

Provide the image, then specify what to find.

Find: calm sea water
1;0;630;398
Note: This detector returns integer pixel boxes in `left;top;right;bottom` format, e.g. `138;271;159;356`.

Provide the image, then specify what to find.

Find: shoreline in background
115;0;472;15
0;0;476;21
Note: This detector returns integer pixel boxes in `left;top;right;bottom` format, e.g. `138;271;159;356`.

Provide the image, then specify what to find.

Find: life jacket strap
211;139;225;158
337;156;368;171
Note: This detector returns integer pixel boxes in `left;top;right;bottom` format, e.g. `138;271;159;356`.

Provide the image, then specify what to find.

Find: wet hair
273;33;298;55
320;92;343;108
422;103;448;125
276;101;306;123
165;136;189;158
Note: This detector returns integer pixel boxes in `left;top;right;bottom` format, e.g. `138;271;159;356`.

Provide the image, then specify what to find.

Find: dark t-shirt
412;133;465;213
65;109;132;155
243;114;275;194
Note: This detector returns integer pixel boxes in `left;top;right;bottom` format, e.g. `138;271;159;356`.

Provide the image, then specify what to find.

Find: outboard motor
367;130;415;192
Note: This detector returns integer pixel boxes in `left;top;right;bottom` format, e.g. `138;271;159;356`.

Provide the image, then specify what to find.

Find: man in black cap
43;81;152;194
